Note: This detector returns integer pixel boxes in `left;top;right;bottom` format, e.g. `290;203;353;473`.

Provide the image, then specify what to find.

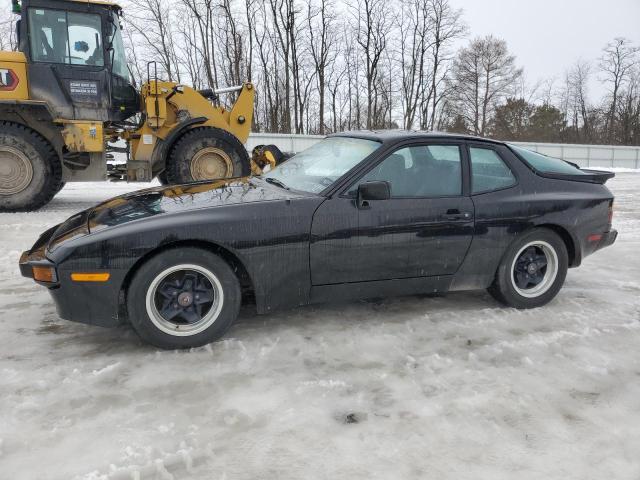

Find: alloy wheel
510;241;559;298
145;264;224;336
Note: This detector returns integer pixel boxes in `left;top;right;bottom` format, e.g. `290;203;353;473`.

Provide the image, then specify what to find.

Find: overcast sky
452;0;640;98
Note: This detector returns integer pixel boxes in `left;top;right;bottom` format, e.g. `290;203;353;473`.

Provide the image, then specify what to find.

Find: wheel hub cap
177;291;194;307
0;146;33;195
190;147;233;181
510;241;559;298
145;264;225;337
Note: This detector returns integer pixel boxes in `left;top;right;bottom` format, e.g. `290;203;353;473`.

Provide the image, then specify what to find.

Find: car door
310;141;475;285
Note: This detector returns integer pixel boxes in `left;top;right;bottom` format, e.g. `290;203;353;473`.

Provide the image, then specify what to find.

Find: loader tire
0;122;62;212
165;127;250;185
157;171;170;185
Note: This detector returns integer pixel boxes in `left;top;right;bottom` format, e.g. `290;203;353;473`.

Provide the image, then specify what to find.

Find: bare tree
616;66;640;145
0;15;17;51
562;60;593;142
307;0;336;134
452;35;522;135
421;0;465;130
181;0;220;89
398;0;430;130
599;38;640;142
351;0;392;129
127;0;181;82
176;11;205;90
216;0;245;87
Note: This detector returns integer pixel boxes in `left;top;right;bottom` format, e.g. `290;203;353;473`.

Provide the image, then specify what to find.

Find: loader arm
123;82;255;181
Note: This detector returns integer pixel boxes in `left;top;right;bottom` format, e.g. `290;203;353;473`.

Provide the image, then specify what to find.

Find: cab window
29;8;104;67
108;18;129;79
470;147;517;193
352;145;463;198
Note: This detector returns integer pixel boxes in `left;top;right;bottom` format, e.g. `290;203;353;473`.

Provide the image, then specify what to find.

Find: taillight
608;201;614;226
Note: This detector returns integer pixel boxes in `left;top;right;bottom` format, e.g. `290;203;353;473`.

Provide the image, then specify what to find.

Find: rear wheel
165;127;250;185
488;228;568;309
127;247;241;349
0;122;62;212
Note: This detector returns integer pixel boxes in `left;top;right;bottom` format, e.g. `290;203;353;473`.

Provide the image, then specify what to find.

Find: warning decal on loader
69;81;99;98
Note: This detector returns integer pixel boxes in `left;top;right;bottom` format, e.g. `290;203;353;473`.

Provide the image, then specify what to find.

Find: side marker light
71;272;111;282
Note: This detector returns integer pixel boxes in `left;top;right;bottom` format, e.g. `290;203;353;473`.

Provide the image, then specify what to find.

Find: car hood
87;177;311;233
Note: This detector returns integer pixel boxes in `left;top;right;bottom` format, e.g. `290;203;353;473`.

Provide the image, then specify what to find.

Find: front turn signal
71;272;111;282
33;266;57;283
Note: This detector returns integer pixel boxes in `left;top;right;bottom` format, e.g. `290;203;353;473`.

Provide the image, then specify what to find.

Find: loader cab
17;0;139;122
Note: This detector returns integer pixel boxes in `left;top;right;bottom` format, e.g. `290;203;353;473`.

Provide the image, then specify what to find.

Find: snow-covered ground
1;175;639;480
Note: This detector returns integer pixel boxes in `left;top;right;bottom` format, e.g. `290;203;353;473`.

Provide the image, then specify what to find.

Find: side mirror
357;181;390;208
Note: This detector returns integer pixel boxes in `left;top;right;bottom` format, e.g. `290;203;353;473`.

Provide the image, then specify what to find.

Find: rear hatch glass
509;145;614;184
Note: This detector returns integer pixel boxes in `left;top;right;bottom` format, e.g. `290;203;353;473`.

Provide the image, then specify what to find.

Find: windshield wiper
265;177;290;190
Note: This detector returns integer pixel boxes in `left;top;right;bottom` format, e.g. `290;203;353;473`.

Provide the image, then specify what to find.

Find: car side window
351;145;463;198
470;147;516;194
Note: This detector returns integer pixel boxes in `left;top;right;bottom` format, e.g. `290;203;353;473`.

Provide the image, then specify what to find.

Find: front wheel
488;228;568;309
127;247;241;349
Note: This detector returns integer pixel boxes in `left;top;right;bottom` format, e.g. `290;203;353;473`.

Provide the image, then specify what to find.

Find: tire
157;170;169;185
0;122;62;212
127;247;241;349
165;127;250;184
488;228;568;309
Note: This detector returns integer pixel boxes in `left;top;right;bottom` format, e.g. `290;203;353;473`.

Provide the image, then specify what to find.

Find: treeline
1;0;639;145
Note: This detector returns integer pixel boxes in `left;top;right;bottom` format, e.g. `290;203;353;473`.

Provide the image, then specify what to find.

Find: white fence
247;133;324;154
246;133;640;170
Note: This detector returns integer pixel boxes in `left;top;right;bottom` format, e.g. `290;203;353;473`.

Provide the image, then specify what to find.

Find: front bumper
19;248;124;328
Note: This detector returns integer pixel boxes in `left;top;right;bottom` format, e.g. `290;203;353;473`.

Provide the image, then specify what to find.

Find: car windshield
510;145;588;175
262;137;381;193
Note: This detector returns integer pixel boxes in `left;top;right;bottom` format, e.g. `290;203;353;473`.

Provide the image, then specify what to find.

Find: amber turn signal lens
32;266;57;283
71;272;111;282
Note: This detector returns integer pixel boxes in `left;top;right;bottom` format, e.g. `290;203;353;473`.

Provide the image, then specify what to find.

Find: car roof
328;130;506;146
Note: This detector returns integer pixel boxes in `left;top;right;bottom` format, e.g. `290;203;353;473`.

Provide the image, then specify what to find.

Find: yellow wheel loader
0;0;282;211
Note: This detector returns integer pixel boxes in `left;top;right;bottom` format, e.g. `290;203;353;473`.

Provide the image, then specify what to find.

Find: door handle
444;209;472;221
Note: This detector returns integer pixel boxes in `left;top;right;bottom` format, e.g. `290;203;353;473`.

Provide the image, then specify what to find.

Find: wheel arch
0;102;65;156
118;239;256;322
535;223;581;267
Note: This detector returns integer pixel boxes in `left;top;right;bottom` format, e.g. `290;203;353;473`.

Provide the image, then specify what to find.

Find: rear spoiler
538;169;615;185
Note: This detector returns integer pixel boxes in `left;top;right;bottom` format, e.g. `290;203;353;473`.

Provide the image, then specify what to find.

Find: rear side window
470;147;516;193
510;145;587;175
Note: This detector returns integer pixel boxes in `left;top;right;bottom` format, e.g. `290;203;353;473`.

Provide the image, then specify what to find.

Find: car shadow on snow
38;290;502;354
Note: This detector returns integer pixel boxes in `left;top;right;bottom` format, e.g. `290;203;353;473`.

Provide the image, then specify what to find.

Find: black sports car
20;131;617;349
